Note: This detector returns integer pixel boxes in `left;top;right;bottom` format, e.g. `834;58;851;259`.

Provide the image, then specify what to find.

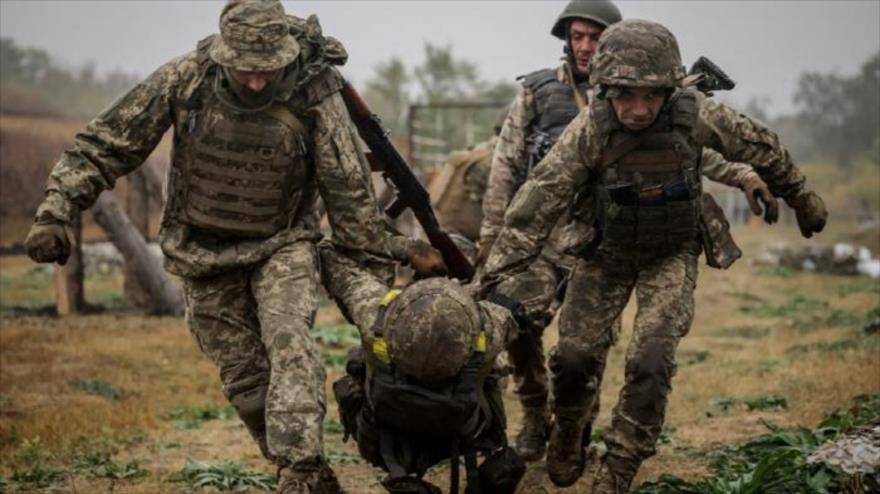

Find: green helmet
551;0;622;40
384;278;481;386
589;19;687;88
209;0;300;71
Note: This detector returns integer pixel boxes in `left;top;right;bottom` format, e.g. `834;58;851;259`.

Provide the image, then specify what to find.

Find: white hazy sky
1;1;878;117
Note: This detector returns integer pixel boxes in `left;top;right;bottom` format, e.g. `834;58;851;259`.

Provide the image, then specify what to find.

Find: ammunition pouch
603;199;699;248
699;193;742;269
477;447;526;494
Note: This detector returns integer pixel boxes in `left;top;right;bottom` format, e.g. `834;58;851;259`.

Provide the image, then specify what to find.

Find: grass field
0;223;878;493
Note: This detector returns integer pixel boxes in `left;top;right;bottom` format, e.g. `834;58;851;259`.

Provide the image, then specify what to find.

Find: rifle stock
341;81;476;281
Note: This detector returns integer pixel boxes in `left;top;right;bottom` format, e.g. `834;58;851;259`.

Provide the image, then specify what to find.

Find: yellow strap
373;337;391;364
475;332;487;353
381;289;402;307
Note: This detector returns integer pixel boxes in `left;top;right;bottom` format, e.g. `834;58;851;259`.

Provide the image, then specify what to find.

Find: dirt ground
1;224;878;493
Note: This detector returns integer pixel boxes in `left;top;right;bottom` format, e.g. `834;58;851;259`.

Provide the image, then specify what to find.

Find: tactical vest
519;68;589;141
175;66;312;239
592;89;703;248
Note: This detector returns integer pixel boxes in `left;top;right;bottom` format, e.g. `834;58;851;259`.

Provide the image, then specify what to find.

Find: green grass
74;378;122;400
635;393;880;494
178;459;275;491
323;418;345;434
755;265;799;278
836;278;880;296
74;453;149;480
164;405;236;431
312;324;360;347
679;350;711;366
715;326;771;339
708;395;788;413
10;464;66;488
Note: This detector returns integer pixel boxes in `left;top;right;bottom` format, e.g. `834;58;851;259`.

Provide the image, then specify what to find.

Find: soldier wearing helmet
320;243;526;494
481;19;827;492
479;0;778;466
23;1;443;492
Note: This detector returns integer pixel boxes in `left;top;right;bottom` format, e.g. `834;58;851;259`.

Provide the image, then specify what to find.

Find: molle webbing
520;68;583;141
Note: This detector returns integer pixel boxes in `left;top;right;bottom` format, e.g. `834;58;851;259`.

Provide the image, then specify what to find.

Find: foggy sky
1;1;878;117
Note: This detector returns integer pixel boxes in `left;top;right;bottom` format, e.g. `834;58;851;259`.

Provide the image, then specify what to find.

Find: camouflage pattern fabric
31;5;408;471
209;0;301;72
184;240;325;466
481;89;811;477
589;19;687;88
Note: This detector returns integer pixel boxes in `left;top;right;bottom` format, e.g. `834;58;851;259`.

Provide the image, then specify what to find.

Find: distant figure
481;19;827;491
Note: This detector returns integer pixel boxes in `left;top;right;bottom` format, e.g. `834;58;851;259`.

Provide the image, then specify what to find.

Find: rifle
687;56;736;96
340;81;476;281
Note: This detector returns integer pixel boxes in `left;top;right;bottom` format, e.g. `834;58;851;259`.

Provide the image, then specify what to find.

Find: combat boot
277;459;344;494
514;404;550;461
591;455;639;494
545;406;589;487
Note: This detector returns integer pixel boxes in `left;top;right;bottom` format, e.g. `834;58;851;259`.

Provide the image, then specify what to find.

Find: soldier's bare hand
407;239;447;278
742;176;779;224
787;190;828;238
25;221;71;265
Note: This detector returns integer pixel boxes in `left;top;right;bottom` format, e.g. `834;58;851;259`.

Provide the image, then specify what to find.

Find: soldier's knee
622;345;673;424
226;374;270;435
549;346;603;407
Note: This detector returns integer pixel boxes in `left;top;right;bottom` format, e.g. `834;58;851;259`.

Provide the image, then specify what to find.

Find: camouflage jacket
479;63;758;255
481;89;807;284
34;22;408;278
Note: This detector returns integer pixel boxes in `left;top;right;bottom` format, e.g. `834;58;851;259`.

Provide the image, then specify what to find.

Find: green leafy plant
74;453;149;480
11;465;66;487
165;405;236;430
312;324;360;347
323;418;345;434
322;351;349;369
74;379;121;400
635;393;880;494
326;450;362;465
179;459;275;491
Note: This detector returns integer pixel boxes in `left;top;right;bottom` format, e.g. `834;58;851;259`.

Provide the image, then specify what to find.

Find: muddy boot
514;404;550;461
277;458;344;494
545;405;589;487
591;455;639;494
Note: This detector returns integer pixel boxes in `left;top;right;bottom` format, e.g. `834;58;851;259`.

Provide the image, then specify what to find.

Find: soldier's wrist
34;192;74;226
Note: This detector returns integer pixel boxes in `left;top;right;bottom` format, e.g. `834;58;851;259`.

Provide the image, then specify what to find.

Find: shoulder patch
517;68;558;93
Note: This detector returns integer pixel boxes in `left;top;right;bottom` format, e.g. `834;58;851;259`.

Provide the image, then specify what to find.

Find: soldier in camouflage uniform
481;19;828;492
320;244;525;494
23;1;442;492
479;0;778;462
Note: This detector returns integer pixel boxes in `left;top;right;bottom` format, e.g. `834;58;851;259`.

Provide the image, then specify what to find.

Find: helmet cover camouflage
589;19;687;88
384;278;481;385
551;0;622;40
210;0;300;72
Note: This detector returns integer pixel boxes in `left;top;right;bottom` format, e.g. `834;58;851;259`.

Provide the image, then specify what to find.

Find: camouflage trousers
183;240;325;467
552;240;700;468
493;253;567;408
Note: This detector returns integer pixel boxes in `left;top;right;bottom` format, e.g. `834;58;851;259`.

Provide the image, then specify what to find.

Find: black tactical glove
786;190;828;238
24;219;71;265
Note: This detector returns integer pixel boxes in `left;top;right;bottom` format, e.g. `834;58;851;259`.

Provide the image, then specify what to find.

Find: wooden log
92;191;184;316
54;212;85;315
124;169;152;308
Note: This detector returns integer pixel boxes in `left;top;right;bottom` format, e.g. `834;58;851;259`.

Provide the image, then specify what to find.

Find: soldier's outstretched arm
701;149;778;223
696;93;826;236
310;90;412;263
480;109;594;289
478;88;535;260
34;58;184;226
318;242;391;343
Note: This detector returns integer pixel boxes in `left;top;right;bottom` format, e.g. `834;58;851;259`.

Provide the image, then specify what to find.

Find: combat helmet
383;278;482;386
589;19;687;88
551;0;622;40
209;0;300;72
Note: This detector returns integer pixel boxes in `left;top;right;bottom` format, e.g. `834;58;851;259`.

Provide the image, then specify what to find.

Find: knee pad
549;347;603;408
227;376;269;436
622;347;673;425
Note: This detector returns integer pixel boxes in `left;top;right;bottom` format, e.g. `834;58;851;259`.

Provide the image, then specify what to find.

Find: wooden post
124;169;152;308
92;191;184;316
54;212;85;315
